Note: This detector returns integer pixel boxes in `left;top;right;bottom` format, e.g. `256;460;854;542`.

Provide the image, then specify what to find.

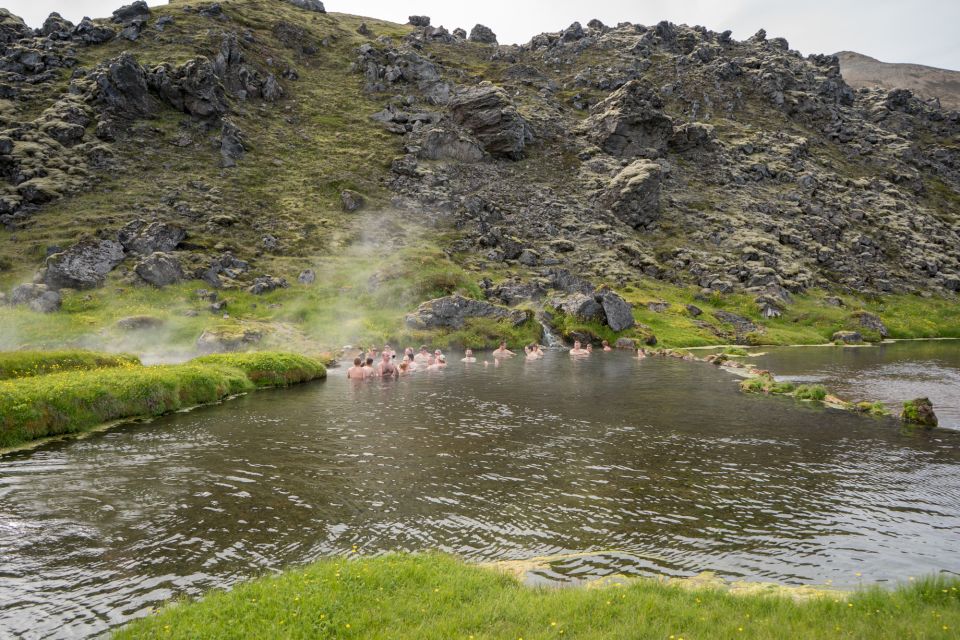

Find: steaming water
2;345;960;638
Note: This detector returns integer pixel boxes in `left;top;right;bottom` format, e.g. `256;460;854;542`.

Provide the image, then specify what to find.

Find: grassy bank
115;553;959;639
0;352;325;449
0;350;140;380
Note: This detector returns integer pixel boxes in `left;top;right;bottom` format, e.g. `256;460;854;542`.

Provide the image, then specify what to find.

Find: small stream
1;344;959;638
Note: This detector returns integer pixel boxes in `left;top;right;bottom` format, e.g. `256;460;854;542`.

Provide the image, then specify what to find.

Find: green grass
114;553;960;639
192;352;326;387
0;350;140;380
0;351;325;448
794;385;828;402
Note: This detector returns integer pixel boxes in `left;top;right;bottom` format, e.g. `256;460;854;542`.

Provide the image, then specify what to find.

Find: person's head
499;341;507;349
602;340;609;347
438;355;446;364
529;342;537;350
586;343;593;350
405;347;414;356
404;354;414;363
381;352;390;361
465;349;473;356
353;357;361;366
384;344;391;351
366;357;374;366
574;340;581;349
434;349;442;356
420;345;429;353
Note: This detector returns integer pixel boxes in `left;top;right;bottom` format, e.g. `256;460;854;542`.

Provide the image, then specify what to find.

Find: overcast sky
6;0;959;70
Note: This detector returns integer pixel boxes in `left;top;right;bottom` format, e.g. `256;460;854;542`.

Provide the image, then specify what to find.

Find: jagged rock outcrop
405;294;529;329
580;80;674;156
43;239;126;290
449;85;533;159
469;24;497;44
549;287;635;332
0;9;32;44
148;57;228;117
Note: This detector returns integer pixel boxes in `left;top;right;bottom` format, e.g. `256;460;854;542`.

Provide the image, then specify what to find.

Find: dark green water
2;346;959;638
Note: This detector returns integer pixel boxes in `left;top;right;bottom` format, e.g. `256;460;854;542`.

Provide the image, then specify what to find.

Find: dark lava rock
298;269;316;284
9;283;61;313
149;57;229;118
713;310;759;340
853;311;889;339
248;275;288;295
44;239;126;290
219;119;245;167
449;85;533;159
686;304;703;317
581;80;674;156
135;252;184;287
602;160;662;231
469;24;497;44
0;9;33;43
41;12;75;39
285;0;326;12
73;18;116;45
89;53;157;118
111;2;151;24
408;16;431;27
405;294;529;329
901;397;938;428
597;287;635;331
118;219;186;255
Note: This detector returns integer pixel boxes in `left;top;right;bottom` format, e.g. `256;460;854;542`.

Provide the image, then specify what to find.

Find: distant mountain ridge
837;51;960;110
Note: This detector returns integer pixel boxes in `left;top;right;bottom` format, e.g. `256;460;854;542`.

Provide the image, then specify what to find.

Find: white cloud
4;0;958;70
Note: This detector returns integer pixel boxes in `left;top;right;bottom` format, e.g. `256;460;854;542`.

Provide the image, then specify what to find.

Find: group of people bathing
347;338;648;379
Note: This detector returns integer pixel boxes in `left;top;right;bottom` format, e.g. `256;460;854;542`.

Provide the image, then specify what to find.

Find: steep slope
0;1;958;352
837;51;960;110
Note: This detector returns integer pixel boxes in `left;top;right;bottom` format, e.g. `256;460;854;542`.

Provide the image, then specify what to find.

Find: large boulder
118;220;186;255
9;283;61;313
551;287;635;332
88;53;156;118
468;24;497;44
40;12;75;39
405;294;529;329
44;239;126;290
135;252;184;287
597;287;635;332
73;18;116;45
601;160;662;230
111;2;151;24
449;85;533;160
832;330;863;344
580;80;674;156
853;311;889;339
408;16;431;27
284;0;326;12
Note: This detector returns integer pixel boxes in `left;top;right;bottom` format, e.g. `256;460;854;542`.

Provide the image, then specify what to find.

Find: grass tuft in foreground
0;350;140;380
114;553;960;639
0;352;325;448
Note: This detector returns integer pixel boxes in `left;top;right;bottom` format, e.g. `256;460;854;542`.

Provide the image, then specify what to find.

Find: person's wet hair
353;357;361;366
366;357;374;366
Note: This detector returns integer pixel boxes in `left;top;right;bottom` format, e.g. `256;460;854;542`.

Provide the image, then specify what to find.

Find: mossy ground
0;349;139;379
113;553;960;639
0;351;325;448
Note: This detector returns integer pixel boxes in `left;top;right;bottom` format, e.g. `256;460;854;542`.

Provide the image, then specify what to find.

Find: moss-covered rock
901;397;938;428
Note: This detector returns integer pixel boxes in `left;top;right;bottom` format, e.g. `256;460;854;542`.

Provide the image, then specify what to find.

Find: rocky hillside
0;0;958;350
838;51;960;111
